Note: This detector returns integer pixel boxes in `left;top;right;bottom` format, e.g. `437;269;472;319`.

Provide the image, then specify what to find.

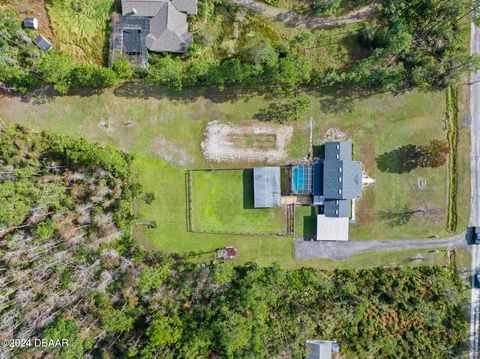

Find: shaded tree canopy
376;140;449;173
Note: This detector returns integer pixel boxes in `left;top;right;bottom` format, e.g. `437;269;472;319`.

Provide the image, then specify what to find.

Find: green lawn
304;88;470;239
190;170;286;234
0;84;470;267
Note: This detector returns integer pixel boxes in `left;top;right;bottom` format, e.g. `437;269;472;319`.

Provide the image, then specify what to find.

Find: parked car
467;227;480;245
475;272;480;288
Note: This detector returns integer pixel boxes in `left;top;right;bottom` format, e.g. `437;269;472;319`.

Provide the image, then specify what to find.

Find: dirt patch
1;0;54;40
322;127;349;141
201;120;293;163
152;138;194;167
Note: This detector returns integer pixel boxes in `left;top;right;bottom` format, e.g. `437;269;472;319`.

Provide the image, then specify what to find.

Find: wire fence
185;168;294;237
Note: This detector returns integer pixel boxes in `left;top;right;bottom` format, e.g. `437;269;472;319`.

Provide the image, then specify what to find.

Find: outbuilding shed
23;17;38;30
253;167;281;208
34;35;52;52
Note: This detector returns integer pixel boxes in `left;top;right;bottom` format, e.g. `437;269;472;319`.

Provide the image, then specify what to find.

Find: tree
43;316;94;359
253;96;310;123
276;53;311;90
112;59;134;79
239;38;279;69
35;51;73;94
148;55;185;91
419;139;449;168
313;0;341;15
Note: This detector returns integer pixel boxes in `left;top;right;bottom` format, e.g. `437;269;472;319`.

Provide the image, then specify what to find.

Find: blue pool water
292;166;307;193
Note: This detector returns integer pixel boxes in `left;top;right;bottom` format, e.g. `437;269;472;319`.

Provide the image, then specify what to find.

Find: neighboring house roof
119;0;195;53
172;0;197;15
121;0;197;16
146;2;192;52
23;17;38;30
253;167;281;208
122;0;165;16
33;35;52;52
316;216;348;242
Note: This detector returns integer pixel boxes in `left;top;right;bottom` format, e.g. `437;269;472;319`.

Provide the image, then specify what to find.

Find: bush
313;0;342;15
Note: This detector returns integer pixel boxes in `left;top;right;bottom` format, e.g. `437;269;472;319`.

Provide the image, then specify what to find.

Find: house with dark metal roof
111;0;197;68
253;167;281;208
287;141;363;241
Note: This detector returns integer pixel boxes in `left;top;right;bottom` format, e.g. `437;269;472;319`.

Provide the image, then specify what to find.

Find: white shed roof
316;215;349;241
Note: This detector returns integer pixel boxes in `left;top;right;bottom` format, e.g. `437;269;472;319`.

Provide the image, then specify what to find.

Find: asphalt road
470;22;480;359
295;234;466;260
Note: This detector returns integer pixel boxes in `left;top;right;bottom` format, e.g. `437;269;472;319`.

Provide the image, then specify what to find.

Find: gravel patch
201;120;293;163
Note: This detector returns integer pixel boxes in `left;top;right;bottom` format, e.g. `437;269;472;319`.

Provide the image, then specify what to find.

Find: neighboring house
110;0;197;68
305;340;340;359
33;35;52;52
23;17;38;30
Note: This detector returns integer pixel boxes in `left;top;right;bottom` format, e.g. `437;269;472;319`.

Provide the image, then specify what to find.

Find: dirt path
228;0;379;29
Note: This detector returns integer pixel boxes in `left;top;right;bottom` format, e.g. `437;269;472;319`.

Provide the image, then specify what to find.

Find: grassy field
304;88;470;240
46;0;116;64
190;170;286;234
0;84;470;267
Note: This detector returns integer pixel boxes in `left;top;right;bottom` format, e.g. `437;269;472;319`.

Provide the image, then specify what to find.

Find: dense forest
0;0;476;94
0;125;469;358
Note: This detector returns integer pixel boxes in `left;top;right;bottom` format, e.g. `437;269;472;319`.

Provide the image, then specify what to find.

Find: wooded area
0;126;469;358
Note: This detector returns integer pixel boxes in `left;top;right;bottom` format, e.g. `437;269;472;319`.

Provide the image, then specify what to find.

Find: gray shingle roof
254;167;281;208
120;0;195;53
122;0;166;16
122;0;197;16
172;0;197;15
33;35;52;52
146;2;192;52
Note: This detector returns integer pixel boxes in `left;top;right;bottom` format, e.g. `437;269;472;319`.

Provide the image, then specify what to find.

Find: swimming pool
291;164;313;194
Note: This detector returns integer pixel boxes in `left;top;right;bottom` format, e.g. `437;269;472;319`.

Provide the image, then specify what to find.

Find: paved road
228;0;379;29
470;21;480;359
295;233;467;260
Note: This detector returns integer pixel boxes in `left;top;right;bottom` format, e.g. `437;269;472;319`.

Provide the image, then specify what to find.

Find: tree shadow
243;169;255;209
376;144;422;174
302;206;317;240
305;85;379;114
113;81;280;103
378;207;422;226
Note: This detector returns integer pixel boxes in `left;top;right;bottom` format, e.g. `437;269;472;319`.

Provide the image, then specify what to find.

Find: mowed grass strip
190;169;287;234
46;0;116;64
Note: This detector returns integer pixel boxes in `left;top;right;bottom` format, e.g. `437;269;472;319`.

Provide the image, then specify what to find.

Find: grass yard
0;83;470;267
304;88;470;240
190;170;286;234
46;0;116;64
